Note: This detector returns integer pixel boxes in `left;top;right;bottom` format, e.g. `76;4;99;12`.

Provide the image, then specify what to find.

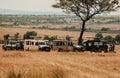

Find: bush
66;35;71;41
23;31;37;39
104;35;115;44
115;34;120;44
95;32;103;40
0;40;5;44
50;36;57;41
44;35;57;41
44;35;50;40
3;34;10;40
101;27;110;31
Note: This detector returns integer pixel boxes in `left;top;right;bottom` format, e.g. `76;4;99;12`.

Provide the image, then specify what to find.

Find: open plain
0;27;120;78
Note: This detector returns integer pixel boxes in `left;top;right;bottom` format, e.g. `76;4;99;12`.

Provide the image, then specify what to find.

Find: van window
55;41;62;46
99;42;103;46
68;42;73;46
56;41;60;46
35;42;38;45
83;43;86;46
32;42;34;45
38;42;45;45
26;41;30;45
60;42;62;46
88;43;92;46
94;42;98;46
63;42;67;46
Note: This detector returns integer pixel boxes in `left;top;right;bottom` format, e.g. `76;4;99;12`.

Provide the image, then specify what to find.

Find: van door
29;41;39;51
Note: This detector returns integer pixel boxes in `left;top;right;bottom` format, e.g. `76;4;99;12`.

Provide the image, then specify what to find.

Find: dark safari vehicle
83;39;108;52
2;40;24;50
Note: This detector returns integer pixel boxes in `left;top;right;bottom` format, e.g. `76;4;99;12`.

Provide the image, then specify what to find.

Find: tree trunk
78;20;86;45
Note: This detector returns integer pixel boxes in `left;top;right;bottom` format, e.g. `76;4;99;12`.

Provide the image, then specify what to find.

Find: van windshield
9;41;17;45
38;42;46;45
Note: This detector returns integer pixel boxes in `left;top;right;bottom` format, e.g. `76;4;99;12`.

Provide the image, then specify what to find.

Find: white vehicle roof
24;39;49;42
37;40;46;42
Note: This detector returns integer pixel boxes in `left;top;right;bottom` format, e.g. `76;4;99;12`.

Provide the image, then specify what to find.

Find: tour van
24;39;51;51
52;40;73;52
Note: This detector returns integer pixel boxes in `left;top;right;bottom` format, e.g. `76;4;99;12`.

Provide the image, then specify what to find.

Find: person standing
112;44;115;52
109;44;112;52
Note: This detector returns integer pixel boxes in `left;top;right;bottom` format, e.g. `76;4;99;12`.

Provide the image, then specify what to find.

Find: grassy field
0;27;120;78
0;45;120;78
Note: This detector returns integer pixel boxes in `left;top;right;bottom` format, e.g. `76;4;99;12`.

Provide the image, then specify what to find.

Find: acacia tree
53;0;120;45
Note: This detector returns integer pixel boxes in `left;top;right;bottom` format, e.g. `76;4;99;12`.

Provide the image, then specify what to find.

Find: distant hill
0;8;120;16
0;8;66;15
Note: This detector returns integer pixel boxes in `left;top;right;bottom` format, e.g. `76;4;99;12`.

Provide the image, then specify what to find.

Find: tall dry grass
6;66;66;78
0;45;120;78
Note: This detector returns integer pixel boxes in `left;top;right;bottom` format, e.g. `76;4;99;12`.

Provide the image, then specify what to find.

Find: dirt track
0;45;120;78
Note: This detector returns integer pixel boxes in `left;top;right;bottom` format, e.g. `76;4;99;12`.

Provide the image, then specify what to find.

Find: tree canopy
53;0;120;45
53;0;119;21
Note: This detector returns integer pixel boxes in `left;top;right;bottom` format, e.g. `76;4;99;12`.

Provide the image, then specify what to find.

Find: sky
0;0;119;15
0;0;61;11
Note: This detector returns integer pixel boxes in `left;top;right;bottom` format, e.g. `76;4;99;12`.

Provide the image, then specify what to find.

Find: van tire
58;48;62;52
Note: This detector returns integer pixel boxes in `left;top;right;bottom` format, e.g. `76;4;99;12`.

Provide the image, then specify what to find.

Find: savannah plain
0;15;120;78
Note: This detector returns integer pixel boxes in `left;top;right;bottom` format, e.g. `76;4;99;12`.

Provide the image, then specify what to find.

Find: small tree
66;35;71;41
104;35;115;44
44;35;57;41
101;27;110;31
115;34;120;44
44;35;50;40
53;0;120;45
23;31;37;39
3;34;10;41
50;36;57;41
95;32;103;40
3;34;10;44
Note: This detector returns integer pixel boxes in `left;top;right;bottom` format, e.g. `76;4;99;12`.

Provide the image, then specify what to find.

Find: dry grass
0;45;120;78
6;66;66;78
87;24;120;30
0;27;116;41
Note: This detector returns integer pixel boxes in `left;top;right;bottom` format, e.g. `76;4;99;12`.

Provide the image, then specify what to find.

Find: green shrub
66;35;71;41
44;35;57;41
101;27;110;31
0;40;5;44
23;31;37;39
115;34;120;44
95;32;103;40
104;35;115;44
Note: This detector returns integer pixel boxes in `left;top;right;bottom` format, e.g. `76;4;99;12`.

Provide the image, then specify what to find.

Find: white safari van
24;39;51;51
24;39;38;51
